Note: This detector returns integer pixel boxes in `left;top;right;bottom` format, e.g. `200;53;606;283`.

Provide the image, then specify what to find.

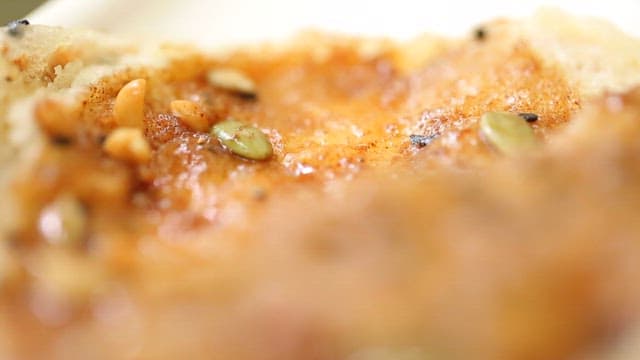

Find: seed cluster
34;69;274;165
106;70;271;161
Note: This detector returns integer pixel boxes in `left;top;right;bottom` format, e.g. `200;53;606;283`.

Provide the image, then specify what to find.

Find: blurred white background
28;0;640;46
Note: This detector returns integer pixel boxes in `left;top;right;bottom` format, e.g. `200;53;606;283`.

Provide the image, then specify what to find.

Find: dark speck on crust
236;92;258;101
252;188;268;201
97;134;107;145
7;19;30;37
51;136;72;146
474;27;487;41
518;112;539;122
409;134;437;148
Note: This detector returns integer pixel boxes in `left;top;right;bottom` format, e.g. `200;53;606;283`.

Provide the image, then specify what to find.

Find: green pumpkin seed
212;118;273;160
479;112;538;154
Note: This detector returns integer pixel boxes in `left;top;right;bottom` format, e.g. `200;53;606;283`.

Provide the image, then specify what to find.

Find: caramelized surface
7;29;640;360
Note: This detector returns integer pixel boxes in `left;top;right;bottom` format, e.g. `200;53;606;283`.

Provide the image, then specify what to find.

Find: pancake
1;9;640;360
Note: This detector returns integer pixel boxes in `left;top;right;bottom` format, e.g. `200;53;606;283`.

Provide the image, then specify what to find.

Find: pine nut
103;127;151;163
170;100;209;132
113;79;146;127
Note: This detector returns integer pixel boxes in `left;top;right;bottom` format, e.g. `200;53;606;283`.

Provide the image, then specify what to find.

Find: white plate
29;0;640;47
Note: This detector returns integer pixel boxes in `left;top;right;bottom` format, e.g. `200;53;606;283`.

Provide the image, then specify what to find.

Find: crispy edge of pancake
521;8;640;97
